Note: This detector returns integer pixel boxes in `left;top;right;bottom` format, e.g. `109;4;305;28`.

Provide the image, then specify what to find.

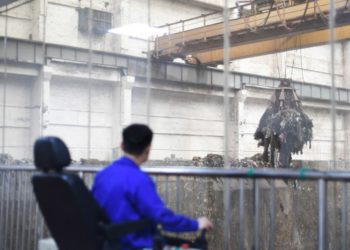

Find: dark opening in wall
78;7;112;35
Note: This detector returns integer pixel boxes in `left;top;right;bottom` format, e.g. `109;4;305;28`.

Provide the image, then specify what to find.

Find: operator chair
31;136;151;250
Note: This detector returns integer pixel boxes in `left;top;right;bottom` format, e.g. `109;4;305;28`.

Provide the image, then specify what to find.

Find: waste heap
192;153;271;168
254;79;313;167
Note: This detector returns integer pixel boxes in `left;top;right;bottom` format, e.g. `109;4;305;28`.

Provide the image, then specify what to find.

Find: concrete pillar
42;66;51;133
121;75;134;126
112;81;122;158
119;0;130;54
228;95;237;160
342;42;350;168
344;111;350;168
32;0;48;41
111;75;134;158
30;66;52;144
344;41;350;87
235;89;247;160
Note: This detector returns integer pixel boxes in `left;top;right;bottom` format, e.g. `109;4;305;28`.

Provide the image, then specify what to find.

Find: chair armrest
192;230;207;250
101;219;152;240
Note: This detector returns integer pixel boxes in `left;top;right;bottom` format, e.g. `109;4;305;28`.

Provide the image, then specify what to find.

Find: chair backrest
32;137;109;250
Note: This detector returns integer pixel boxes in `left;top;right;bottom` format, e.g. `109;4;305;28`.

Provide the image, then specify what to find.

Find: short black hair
122;124;153;155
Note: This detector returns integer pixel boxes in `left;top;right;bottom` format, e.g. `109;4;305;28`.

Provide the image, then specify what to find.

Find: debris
192;153;271;168
80;158;110;165
0;153;14;164
0;153;32;165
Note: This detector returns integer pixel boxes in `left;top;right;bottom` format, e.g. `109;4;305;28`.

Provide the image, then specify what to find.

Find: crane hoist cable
290;0;311;30
298;35;306;84
242;0;274;32
243;9;258;32
314;0;328;25
263;1;275;25
300;0;311;23
275;0;292;30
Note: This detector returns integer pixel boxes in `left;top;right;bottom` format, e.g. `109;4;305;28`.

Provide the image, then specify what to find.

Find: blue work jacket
91;156;198;250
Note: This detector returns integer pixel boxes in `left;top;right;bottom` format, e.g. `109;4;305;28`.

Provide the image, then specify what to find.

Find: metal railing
1;165;350;250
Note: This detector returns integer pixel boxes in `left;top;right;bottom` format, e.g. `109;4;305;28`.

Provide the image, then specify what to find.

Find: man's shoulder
96;157;148;179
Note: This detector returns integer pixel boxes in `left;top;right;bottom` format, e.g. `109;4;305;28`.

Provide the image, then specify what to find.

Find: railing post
176;176;180;213
164;175;169;204
0;170;5;249
223;178;232;250
253;179;260;250
342;182;348;250
239;179;245;250
318;179;326;250
269;179;276;250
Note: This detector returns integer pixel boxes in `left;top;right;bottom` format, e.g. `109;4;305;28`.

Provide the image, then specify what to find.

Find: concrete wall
131;86;226;159
44;0;119;52
231;42;350;88
0;0;213;57
1;65;350;164
0;75;34;159
0;2;33;39
46;77;115;160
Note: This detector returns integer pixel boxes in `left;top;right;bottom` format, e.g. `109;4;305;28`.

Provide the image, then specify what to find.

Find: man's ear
120;143;124;151
144;144;151;154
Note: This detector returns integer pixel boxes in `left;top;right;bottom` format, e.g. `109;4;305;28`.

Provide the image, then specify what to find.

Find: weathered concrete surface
162;177;346;250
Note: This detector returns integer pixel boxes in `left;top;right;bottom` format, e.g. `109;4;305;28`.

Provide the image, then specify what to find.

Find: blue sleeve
132;175;198;232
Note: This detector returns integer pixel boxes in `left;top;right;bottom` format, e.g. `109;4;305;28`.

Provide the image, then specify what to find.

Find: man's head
121;124;153;163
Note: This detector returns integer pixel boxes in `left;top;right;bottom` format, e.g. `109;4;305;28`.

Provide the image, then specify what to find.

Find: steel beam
155;0;349;63
195;25;350;63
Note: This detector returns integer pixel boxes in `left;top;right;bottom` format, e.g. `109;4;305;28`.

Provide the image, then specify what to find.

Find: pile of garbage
192;153;271;168
0;153;32;165
79;158;110;166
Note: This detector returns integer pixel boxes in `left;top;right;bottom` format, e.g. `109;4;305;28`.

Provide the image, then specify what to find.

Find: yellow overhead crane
154;0;350;65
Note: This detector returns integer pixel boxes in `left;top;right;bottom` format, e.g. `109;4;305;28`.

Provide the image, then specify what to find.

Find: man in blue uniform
92;124;213;250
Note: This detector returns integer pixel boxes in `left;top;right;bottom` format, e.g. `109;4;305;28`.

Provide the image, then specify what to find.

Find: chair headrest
34;137;71;172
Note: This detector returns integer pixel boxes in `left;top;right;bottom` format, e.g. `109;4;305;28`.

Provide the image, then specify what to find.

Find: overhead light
108;24;168;39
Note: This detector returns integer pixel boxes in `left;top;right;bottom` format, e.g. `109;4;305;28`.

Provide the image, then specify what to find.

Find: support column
111;74;134;158
119;0;130;54
121;75;134;127
234;89;247;160
32;0;48;41
343;41;350;168
228;94;237;160
344;41;350;86
30;66;52;145
112;81;122;159
344;111;350;168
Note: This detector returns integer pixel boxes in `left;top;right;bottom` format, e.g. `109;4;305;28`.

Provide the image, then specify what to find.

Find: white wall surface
132;86;225;159
0;75;33;159
0;69;349;164
0;0;213;56
0;2;33;39
47;77;115;161
231;43;349;88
